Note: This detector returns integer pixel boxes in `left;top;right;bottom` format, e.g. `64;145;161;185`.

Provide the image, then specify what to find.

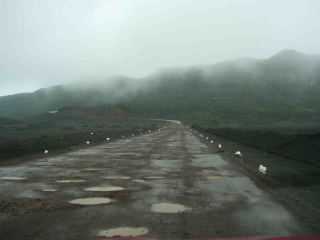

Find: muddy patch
0;198;72;216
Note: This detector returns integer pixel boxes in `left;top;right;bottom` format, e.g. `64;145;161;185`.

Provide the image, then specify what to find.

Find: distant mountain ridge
1;50;320;129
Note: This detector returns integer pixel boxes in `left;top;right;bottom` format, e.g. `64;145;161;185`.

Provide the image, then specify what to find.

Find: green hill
1;49;320;129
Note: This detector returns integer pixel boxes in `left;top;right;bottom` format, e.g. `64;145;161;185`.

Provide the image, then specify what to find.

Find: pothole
69;197;113;205
151;202;192;213
206;176;223;180
96;227;149;238
84;185;125;192
42;188;57;192
132;179;148;184
103;176;131;180
144;176;164;180
82;168;102;172
0;177;27;181
56;179;86;183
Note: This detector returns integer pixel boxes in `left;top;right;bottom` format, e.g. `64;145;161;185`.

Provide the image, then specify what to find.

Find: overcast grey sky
1;0;320;96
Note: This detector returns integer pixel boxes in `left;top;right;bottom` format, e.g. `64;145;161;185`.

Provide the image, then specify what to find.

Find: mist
1;0;320;96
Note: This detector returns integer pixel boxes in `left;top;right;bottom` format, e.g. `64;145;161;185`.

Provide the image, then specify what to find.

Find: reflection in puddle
0;177;27;181
82;168;103;172
69;197;113;205
103;176;131;180
97;227;149;238
42;188;57;192
132;179;148;184
56;179;86;183
144;176;164;180
84;185;125;192
151;202;192;213
192;154;227;168
206;176;223;180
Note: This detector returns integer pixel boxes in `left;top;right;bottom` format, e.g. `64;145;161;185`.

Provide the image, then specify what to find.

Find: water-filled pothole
96;227;149;238
0;177;27;181
151;202;192;213
84;186;125;192
82;168;102;172
144;176;164;180
103;176;131;180
132;179;148;184
69;197;113;205
56;179;86;183
206;175;223;180
42;188;57;192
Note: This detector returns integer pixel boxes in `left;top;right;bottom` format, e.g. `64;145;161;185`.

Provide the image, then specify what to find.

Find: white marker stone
151;202;192;214
258;164;267;175
97;227;149;238
234;151;242;157
44;149;49;154
69;197;113;205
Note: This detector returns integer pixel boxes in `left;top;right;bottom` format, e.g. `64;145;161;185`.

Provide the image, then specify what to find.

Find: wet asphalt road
0;123;305;239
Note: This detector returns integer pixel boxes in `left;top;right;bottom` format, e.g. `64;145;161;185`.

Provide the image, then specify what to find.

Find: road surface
0;123;306;239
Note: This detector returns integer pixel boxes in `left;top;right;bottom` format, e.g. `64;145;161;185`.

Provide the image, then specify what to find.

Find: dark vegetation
0;106;162;163
193;126;320;166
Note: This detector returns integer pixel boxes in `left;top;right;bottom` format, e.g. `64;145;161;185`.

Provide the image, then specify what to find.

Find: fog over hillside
1;50;320;130
1;0;320;95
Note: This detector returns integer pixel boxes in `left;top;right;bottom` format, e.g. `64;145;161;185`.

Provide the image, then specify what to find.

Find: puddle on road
206;175;223;180
84;185;125;192
0;177;27;181
132;179;148;184
82;168;103;172
103;176;131;180
192;154;228;168
97;227;149;238
144;176;165;180
151;159;181;169
42;188;57;192
151;202;192;213
69;197;113;205
56;179;86;183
